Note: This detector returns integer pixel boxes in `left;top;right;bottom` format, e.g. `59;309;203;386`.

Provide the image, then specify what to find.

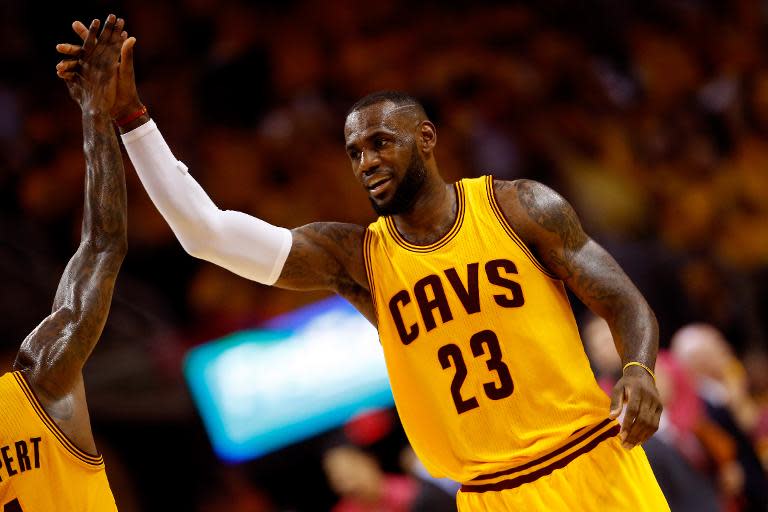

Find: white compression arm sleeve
121;120;293;285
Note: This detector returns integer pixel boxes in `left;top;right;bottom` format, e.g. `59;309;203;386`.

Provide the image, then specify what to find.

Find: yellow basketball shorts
456;434;669;511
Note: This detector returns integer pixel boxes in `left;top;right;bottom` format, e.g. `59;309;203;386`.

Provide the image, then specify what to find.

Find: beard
369;145;427;216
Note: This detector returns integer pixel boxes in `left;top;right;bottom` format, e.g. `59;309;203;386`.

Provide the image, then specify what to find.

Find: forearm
605;291;659;369
52;112;126;311
81;112;128;250
120;119;292;284
569;242;659;369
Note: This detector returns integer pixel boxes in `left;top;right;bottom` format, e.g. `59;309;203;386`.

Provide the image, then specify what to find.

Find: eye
348;149;361;160
374;138;389;149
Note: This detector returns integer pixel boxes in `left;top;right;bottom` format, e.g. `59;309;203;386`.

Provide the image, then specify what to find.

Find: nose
359;149;380;174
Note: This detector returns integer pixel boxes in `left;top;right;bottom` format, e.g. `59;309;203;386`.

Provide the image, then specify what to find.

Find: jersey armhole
12;371;104;468
484;176;559;280
362;228;380;326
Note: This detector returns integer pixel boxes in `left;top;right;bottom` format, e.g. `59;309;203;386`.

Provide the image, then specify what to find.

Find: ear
419;121;437;154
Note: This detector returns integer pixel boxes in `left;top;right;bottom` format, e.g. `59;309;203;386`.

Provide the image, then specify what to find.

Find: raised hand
56;16;141;120
55;14;126;114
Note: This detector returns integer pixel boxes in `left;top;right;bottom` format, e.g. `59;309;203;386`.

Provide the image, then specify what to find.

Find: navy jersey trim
13;372;104;467
485;176;559;279
384;181;465;253
461;423;620;493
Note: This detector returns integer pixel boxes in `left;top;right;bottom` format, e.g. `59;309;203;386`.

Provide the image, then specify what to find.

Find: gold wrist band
622;361;656;383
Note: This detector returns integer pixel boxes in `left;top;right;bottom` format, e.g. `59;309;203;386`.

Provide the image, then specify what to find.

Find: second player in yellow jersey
0;373;116;512
5;14;131;511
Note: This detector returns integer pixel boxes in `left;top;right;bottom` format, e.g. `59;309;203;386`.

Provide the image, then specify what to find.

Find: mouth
365;176;392;198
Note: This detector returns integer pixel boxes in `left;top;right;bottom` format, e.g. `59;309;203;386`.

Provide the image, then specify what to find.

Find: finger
620;388;641;446
650;403;663;435
609;383;625;419
98;14;117;44
56;43;82;56
56;60;79;73
72;20;89;41
56;70;78;80
112;18;125;43
82;19;100;55
641;400;663;442
625;397;655;448
120;37;136;77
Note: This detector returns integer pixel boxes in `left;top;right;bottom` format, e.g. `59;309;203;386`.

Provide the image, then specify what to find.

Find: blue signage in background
183;296;392;462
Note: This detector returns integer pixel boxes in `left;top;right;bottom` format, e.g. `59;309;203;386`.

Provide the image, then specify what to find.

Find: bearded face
368;142;427;216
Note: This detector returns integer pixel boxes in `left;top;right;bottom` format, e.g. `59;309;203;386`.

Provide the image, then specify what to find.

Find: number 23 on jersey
439;329;514;414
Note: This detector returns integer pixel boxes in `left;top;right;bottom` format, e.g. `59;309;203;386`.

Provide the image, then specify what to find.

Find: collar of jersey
384;181;466;253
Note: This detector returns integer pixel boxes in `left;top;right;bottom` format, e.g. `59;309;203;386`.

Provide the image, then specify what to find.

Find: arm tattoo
511;179;657;366
276;222;375;323
515;180;583;251
514;179;618;303
16;113;127;397
278;222;366;291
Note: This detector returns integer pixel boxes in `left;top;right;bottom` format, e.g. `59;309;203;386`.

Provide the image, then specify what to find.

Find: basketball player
57;25;669;510
0;15;129;511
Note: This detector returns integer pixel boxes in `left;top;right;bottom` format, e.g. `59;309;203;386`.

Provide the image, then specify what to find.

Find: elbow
180;238;209;260
174;217;220;261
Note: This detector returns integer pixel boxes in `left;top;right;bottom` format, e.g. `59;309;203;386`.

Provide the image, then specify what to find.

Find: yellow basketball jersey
0;372;117;511
364;176;613;484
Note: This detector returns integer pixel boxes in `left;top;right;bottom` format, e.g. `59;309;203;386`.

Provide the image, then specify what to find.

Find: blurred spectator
654;351;743;512
323;444;417;512
672;324;768;512
672;325;760;436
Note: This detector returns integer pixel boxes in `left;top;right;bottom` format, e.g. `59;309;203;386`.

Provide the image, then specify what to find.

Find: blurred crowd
584;317;768;511
1;0;767;510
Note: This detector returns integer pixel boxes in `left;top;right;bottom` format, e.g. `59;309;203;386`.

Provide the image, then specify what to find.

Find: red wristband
115;106;148;127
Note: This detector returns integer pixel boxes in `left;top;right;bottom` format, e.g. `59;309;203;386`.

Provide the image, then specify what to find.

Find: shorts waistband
461;419;620;493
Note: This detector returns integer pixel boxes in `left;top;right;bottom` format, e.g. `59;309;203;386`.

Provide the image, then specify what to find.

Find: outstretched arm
58;26;373;319
16;16;128;402
495;179;661;449
117;118;370;304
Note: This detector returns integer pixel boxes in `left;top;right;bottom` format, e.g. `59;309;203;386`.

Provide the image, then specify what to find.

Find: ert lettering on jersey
0;438;41;482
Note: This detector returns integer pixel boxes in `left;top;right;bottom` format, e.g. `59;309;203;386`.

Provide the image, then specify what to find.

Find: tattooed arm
14;16;128;451
494;179;661;449
15;111;128;392
277;223;374;324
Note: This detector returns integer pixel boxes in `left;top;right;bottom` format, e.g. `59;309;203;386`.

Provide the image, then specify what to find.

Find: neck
393;171;456;244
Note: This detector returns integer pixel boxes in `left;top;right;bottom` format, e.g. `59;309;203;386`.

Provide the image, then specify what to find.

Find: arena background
1;1;767;510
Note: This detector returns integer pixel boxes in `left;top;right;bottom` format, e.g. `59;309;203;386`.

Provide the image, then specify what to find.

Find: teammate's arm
495;179;661;449
16;17;128;404
57;22;374;321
